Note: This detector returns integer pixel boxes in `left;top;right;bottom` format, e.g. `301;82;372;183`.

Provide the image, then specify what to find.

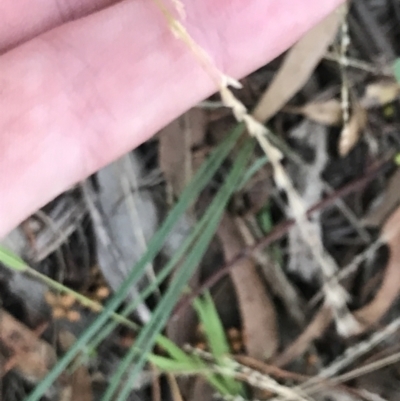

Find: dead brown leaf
218;214;278;360
0;309;56;382
363;169;400;227
275;204;400;367
252;5;344;123
286;99;342;126
159;108;206;199
354;205;400;327
339;105;367;157
237;215;305;327
361;80;400;108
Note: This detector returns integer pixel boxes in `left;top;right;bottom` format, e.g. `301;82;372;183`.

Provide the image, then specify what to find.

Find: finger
0;0;119;52
0;0;344;238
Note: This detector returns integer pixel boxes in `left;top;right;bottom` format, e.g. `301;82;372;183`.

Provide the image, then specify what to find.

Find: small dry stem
152;0;359;336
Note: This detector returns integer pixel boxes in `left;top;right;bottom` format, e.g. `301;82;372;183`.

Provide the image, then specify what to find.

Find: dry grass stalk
152;0;359;337
268;318;400;398
339;3;350;126
295;317;400;397
320;317;400;379
187;347;310;401
338;4;361;157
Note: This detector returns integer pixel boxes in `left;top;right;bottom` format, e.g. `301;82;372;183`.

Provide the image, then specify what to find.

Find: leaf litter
3;1;400;400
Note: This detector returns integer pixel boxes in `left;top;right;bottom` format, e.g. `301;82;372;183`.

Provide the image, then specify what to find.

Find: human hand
0;0;343;238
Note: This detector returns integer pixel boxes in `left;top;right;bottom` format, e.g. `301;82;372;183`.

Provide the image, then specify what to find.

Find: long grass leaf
0;245;28;272
24;125;244;401
193;292;244;394
193;292;230;359
86;125;246;357
104;140;254;401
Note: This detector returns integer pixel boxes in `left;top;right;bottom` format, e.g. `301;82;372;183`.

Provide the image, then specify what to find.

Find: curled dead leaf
275;205;400;367
354;205;400;327
286;99;342;126
253;5;344;123
363;169;400;227
361;80;400;108
218;214;278;360
339;105;367;157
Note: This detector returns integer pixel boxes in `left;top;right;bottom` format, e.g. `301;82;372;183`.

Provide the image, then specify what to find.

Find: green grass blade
0;246;28;272
149;355;201;372
237;155;268;190
193;292;230;359
85;125;246;357
24;125;244;401
104;140;254;401
193;292;244;395
87;200;211;356
150;356;231;395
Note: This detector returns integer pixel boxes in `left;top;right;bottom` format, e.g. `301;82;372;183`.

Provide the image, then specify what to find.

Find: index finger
0;0;344;238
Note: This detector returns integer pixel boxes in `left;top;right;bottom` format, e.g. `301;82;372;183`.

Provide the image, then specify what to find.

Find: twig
300;316;400;393
323;52;393;76
339;4;351;136
335;350;400;385
322;181;371;243
303;349;400;396
272;318;400;398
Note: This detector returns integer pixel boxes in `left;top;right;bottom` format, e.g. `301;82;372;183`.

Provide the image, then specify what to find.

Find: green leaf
193;292;230;360
156;336;193;364
193;292;244;395
257;203;282;264
150;353;237;396
0;246;27;272
104;139;254;401
81;126;246;361
257;203;274;234
237;155;268;190
149;355;201;373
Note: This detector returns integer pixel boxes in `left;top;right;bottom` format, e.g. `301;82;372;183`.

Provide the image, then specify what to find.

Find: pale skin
0;0;343;238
